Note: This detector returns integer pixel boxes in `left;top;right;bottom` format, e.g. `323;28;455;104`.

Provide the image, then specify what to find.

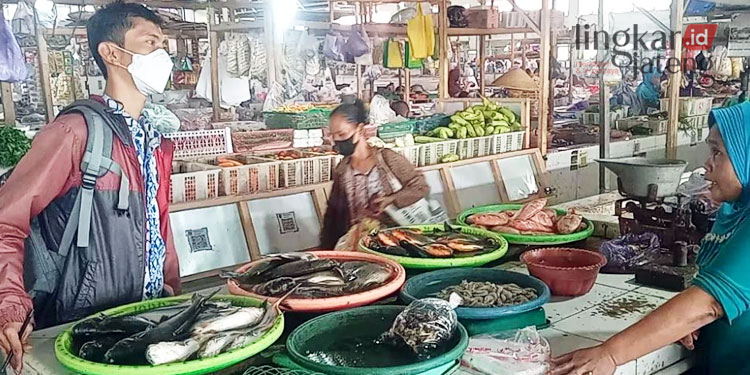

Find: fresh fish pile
435;281;539;307
71;289;285;366
222;253;393;299
364;223;498;258
466;198;586;235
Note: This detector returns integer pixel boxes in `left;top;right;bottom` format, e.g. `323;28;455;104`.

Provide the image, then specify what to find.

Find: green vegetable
448;123;462;131
0;127;31;167
485;126;495;135
451;115;471;127
491;120;510;128
415;135;446;144
435;127;454;139
457;127;468;139
499;108;517;123
474;125;485;137
440;153;460;163
465;124;477;137
495;126;511;134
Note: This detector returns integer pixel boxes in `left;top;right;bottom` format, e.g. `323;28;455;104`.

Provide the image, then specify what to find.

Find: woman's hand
549;345;617;375
678;330;699;350
373;196;396;212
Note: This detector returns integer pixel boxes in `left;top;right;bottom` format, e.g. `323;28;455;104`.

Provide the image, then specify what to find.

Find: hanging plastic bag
323;31;346;62
1;12;28;83
344;25;371;58
354;25;374;65
460;327;550;375
407;3;435;59
600;233;660;273
11;1;34;35
384;39;404;68
404;42;424;69
381;297;459;359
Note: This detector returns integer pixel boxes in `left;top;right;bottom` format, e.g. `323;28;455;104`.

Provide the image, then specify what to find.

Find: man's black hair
87;1;163;79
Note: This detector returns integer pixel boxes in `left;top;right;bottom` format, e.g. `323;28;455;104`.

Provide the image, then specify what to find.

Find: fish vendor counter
16;125;708;375
19;192;697;375
21;271;693;375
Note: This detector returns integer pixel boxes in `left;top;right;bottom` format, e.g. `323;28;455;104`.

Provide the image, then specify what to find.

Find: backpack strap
56;100;131;256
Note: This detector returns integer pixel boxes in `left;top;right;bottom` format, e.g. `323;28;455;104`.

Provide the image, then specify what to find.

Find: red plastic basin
227;251;406;313
521;248;607;296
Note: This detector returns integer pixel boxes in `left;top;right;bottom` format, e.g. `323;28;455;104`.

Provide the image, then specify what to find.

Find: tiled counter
499;261;694;375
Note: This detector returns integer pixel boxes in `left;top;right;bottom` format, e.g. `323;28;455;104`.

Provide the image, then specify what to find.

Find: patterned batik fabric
104;95;166;299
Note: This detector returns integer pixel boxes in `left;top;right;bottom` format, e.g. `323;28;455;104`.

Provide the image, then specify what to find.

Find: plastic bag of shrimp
459;327;550;375
381;297;460;359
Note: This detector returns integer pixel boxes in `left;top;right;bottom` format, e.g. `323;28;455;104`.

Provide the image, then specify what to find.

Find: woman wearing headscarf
636;71;662;114
550;101;750;375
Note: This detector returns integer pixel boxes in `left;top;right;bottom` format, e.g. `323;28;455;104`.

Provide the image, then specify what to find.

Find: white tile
543;328;602;357
633;286;679;300
552;292;667;342
636;344;691;375
595;273;640;292
546;284;630;324
615;361;638;375
651;357;696;375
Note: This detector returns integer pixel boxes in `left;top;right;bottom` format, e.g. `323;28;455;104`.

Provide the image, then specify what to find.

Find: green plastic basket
358;225;508;269
456;204;595;245
264;109;332;130
55;295;284;375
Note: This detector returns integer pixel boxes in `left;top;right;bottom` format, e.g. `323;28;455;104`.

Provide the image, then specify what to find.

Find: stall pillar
1;82;14;126
438;0;449;111
597;0;610;192
538;0;552;155
666;0;684;159
208;7;221;122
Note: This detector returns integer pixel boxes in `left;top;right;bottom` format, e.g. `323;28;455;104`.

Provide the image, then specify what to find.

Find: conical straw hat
491;68;538;91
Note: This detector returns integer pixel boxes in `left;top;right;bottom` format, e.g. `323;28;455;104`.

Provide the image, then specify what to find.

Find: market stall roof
491;68;539;91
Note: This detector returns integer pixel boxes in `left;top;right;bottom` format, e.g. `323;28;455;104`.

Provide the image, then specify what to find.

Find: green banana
499;108;516;123
491;119;510;128
457;127;468;139
451;115;471;126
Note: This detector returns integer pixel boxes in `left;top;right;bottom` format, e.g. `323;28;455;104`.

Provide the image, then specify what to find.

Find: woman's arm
551;286;724;375
381;150;429;208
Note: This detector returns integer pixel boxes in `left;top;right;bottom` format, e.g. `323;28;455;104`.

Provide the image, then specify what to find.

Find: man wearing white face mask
0;2;181;371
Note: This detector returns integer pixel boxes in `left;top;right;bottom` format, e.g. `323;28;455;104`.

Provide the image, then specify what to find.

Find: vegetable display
424;98;523;141
0;127;31;167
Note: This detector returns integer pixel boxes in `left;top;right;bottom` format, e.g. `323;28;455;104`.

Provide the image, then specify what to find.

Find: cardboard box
465;7;500;29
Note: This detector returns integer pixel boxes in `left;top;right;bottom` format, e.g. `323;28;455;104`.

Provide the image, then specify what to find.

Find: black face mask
334;134;358;156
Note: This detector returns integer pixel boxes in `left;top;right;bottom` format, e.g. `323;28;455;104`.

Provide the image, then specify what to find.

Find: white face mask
113;45;174;96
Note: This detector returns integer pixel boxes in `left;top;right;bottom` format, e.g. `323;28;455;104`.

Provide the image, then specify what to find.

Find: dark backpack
24;99;131;322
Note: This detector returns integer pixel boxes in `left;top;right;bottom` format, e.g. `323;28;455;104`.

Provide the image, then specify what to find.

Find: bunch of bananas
426;97;523;140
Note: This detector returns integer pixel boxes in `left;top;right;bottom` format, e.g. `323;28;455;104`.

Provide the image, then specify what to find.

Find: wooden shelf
447;27;536;36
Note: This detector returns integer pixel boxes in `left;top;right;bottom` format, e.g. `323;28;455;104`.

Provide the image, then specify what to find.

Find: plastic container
165;128;233;158
359;225;509;269
493;131;525;154
170;161;221;203
460;307;549;336
227;251;406;313
392;145;422;167
521;248;607;296
55;295;284;375
419;140;460;166
285;305;469;375
457;134;495;160
192;154;281;195
456;204;595;245
400;268;550;320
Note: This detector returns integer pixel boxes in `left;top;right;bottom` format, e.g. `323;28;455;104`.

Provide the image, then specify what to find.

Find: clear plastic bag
460;327;550;375
381;297;459;359
600;232;660;272
1;12;28;82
